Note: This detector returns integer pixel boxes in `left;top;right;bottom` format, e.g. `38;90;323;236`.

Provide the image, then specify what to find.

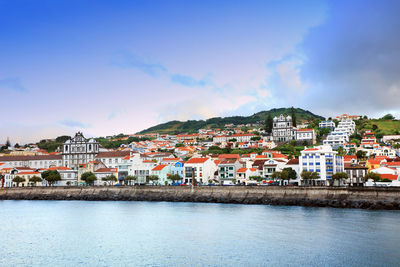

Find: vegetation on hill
139;107;324;134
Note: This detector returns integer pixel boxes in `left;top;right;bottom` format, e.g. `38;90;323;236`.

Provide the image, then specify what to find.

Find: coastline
1;186;400;210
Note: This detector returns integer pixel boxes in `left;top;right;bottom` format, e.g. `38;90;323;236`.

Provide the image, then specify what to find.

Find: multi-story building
62;132;99;170
272;114;295;142
0;154;63;169
184;157;216;185
218;158;242;185
319;120;335;131
296;129;316;145
323;119;355;148
299;145;344;186
344;163;368;186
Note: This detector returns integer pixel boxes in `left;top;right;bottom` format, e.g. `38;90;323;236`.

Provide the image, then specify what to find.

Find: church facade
272;114;296;142
62;132;99;170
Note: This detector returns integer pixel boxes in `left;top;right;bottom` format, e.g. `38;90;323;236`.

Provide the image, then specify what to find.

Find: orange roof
214;160;221;165
152;165;167;171
256;155;268;159
368;159;382;165
162;158;181;161
186;158;209;164
218;154;240;159
237;168;247;173
343;155;357;161
380;174;398;180
272;152;288;159
297;129;313;132
143;160;154;163
94;168;117;173
304;148;319;151
250;168;258;172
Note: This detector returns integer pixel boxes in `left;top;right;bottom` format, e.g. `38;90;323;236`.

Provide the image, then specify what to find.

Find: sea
1;200;399;266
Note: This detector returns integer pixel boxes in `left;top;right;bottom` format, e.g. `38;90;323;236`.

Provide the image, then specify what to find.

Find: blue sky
1;0;400;143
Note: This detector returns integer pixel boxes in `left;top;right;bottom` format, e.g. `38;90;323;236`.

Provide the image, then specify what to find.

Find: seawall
1;186;400;210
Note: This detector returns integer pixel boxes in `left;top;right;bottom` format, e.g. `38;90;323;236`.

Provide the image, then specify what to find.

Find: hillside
139;107;324;134
356;119;400;137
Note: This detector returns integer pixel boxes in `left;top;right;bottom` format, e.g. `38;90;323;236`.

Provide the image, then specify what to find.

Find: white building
323;119;355;148
62;132;99;170
184;157;217;185
319;120;335;130
299;145;344;186
218;158;242;185
272;114;296;142
296;129;316;145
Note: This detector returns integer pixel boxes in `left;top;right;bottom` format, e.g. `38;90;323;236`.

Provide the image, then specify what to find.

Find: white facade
296;129;316;144
184;158;217;184
323;119;355;148
319;121;335;129
299;145;344;185
62;132;99;170
272;114;295;142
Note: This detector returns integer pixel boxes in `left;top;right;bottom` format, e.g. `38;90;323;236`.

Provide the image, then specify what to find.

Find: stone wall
1;186;400;209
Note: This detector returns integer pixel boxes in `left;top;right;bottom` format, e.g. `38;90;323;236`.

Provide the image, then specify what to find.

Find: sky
1;0;400;144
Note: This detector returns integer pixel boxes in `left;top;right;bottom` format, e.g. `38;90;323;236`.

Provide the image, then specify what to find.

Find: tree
81;171;97;186
271;171;281;181
350;139;360;146
41;170;61;186
251;136;261;141
335;146;345;156
283;167;297;180
66;181;71;186
147;175;159;185
331;172;348;187
265;114;273;134
29;176;42;186
102;174;117;186
125;175;137;186
14;143;20;148
291;107;297;127
279;170;290;185
364;172;381;186
168;174;182;184
175;143;185;147
381;114;395;120
301;171;319;186
356;150;367;160
12;176;25;187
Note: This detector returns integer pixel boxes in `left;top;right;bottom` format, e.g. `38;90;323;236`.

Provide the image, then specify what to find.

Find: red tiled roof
380;174;398;181
152;165;167;171
286;158;299;165
96;151;130;158
237;168;247;173
186;158;209;164
94;168;117;173
218;154;240;159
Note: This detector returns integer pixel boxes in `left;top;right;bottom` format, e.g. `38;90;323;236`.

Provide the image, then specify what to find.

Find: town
1;110;400;188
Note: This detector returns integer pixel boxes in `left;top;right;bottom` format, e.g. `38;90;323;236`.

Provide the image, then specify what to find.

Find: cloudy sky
1;0;400;143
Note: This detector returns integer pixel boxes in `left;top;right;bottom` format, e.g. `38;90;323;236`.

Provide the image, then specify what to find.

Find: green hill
139;107;324;134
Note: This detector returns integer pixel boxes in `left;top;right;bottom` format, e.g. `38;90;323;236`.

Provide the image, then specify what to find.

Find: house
151;164;171;185
0;154;63;169
218;159;242;185
299;145;344;186
46;166;77;186
184;157;217;185
285;158;300;183
296;129;316;145
94;167;118;186
236;168;258;184
96;151;131;169
344;163;368;186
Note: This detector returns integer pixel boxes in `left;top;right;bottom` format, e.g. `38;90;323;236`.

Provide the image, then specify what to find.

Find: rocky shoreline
1;186;400;210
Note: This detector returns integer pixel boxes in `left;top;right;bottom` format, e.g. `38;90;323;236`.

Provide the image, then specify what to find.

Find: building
236;168;258;184
272;114;295;142
319;120;335;131
62;132;99;170
323;119;355;148
296;129;316;145
344;163;368;186
218;158;242;185
151;164;171;185
184;157;216;185
0;154;63;169
299;145;344;186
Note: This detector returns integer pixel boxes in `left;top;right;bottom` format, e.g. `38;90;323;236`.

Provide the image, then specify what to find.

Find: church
62;132;99;170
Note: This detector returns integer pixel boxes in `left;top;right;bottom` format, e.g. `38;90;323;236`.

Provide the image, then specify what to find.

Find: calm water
1;201;399;267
